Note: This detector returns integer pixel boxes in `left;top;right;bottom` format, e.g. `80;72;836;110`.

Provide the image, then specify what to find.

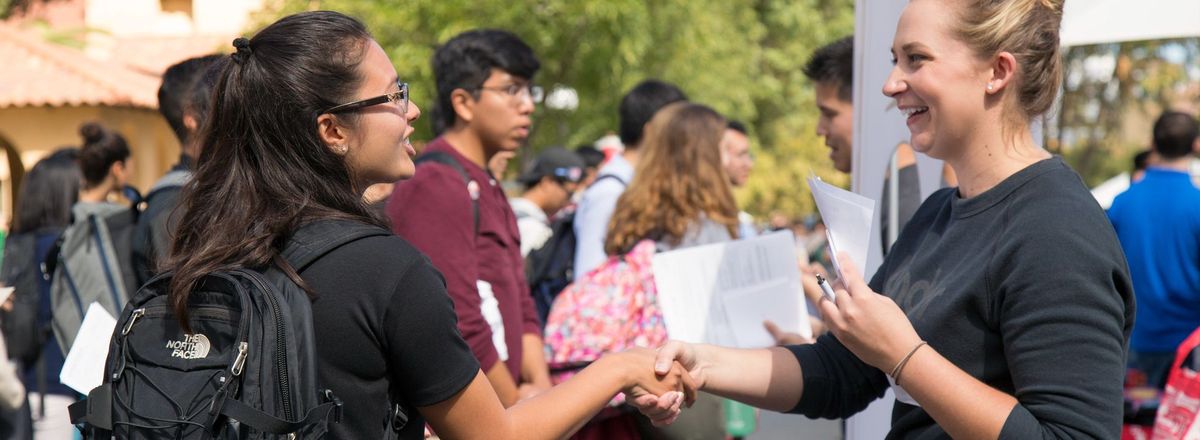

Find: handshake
615;341;712;427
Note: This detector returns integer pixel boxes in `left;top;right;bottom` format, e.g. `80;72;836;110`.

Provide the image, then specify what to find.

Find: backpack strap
414;151;480;237
281;220;391;272
145;170;191;201
593;173;627;188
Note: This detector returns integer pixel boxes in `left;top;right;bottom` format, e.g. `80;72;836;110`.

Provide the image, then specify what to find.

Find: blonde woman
638;0;1134;438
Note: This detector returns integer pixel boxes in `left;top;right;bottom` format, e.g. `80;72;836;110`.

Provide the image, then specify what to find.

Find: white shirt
510;197;552;257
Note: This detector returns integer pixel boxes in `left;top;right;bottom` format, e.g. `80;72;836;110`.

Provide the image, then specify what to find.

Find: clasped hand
615;347;697;426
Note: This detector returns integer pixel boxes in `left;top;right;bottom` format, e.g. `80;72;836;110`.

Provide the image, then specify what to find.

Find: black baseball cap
518;147;585;186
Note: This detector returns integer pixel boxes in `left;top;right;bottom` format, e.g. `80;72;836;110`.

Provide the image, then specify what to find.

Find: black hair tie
231;37;253;64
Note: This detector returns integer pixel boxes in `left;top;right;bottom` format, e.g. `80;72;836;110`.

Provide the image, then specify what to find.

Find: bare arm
652;342;804;413
421;349;690;440
518;334;553;399
485;360;520;408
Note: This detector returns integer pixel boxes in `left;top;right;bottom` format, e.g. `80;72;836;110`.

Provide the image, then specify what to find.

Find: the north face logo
165;334;211;359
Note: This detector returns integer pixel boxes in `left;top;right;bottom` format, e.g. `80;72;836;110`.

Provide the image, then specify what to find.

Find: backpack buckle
390;404;408;432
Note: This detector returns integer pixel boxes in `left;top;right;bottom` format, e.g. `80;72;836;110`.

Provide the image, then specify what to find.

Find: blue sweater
1108;167;1200;352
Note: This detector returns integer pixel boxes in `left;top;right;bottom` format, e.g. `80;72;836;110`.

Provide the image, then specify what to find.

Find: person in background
3;149;81;440
574;145;606;191
1108;111;1200;390
510;148;585;257
600;102;740;440
722;120;757;238
387;29;552;406
1131;149;1152;183
490;150;517;181
77;123;132;206
573;80;688;275
132;54;223;285
638;0;1133;437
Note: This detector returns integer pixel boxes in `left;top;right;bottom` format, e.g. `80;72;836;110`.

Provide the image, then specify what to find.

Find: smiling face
339;40;422;186
721;128;753;187
883;0;994;161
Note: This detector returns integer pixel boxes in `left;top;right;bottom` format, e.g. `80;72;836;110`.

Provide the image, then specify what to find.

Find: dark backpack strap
281;220;391;272
218;398;341;435
414;151;480;237
593;173;627;188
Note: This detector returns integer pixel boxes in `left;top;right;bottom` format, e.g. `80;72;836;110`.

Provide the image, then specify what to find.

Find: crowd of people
0;0;1196;438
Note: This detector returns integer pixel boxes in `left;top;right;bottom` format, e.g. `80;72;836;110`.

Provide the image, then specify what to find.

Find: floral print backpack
543;239;668;402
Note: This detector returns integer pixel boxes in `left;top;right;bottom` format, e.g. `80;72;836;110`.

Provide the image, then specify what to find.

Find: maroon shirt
386;137;540;381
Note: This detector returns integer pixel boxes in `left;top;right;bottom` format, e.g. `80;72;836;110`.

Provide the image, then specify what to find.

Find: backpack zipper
241;271;294;422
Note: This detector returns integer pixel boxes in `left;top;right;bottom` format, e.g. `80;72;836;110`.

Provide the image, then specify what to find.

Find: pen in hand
816;274;837;303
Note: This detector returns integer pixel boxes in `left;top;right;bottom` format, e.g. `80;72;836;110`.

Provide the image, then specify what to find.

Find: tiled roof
0;23;161;109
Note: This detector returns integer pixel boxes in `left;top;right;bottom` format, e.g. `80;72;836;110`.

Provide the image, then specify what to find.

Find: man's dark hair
618;80;688;148
184;58;227;147
431;29;540;136
167;11;387;329
574;145;605;169
1152;111;1199;160
803;36;853;102
1132;149;1152;173
158;55;224;145
77;122;130;187
727;120;748;135
13;148;79;234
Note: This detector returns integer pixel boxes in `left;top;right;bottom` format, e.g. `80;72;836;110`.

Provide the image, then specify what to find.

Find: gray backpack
46;202;140;354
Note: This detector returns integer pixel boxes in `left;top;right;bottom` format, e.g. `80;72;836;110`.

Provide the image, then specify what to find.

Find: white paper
60;302;117;394
808;176;875;278
653;232;811;348
0;287;13;306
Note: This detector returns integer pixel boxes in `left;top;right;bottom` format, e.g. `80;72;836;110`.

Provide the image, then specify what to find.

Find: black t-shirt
788;157;1134;439
303;234;480;439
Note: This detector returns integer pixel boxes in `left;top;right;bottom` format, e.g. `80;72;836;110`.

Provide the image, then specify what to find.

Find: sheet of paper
60;302;117;394
652;232;810;348
808;176;875;278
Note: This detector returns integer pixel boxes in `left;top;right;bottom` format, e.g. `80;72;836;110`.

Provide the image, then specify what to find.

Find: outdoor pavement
747;411;843;440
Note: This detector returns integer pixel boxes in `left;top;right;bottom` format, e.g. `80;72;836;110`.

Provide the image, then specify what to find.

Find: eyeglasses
324;81;409;115
477;83;544;105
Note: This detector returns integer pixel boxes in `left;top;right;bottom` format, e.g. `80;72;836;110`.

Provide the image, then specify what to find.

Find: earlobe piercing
987;83;994;91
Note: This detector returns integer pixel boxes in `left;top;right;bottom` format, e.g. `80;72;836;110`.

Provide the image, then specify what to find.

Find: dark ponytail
167;11;386;330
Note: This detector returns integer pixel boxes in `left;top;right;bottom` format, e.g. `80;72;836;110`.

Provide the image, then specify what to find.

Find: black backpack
525;174;626;326
0;229;60;366
70;220;388;439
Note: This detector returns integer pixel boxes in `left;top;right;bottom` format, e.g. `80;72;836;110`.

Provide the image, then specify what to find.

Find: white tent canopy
1061;0;1200;47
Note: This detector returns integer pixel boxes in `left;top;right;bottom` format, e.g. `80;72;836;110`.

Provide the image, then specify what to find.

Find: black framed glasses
324;81;408;114
477;83;544;104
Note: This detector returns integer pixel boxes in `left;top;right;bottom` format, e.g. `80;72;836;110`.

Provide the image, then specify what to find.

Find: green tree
260;0;854;218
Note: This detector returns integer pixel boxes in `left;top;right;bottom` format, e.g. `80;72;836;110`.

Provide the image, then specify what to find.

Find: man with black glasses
386;29;551;407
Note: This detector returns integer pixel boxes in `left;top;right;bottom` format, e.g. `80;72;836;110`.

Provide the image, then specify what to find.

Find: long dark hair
12;148;80;234
166;11;386;328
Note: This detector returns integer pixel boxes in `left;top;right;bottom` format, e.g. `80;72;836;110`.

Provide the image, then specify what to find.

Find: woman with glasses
166;11;690;439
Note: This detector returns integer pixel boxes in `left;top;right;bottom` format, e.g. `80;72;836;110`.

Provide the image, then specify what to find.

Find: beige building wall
0;106;178;220
85;0;264;36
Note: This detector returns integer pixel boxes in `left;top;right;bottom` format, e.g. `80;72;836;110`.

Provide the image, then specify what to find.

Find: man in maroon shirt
386;29;549;407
